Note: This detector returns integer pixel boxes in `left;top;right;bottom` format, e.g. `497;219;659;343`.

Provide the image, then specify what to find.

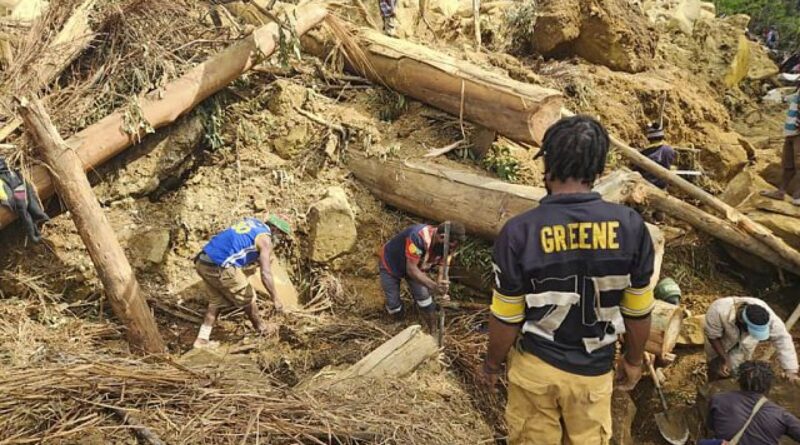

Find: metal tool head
655;412;689;445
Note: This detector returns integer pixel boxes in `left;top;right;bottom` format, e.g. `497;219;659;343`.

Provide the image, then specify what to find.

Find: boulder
720;168;773;208
750;211;800;251
670;0;702;35
129;228;171;266
695;123;748;182
94;115;204;202
272;121;311;159
267;79;307;116
308;187;357;262
247;256;299;310
532;0;657;73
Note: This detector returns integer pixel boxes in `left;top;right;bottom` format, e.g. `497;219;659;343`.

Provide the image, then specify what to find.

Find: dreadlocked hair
539;115;610;184
738;361;775;394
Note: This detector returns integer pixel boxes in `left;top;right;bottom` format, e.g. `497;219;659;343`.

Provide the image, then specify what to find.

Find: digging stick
437;221;451;347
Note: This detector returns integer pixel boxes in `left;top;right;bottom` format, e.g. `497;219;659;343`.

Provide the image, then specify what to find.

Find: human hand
434;281;449;295
719;357;732;378
477;361;502;391
616;355;644;391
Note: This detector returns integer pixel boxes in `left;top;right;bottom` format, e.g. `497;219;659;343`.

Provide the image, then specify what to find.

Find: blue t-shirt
380;224;442;277
203;218;271;267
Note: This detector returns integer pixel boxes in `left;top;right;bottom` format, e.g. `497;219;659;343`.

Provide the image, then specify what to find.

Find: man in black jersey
479;115;655;444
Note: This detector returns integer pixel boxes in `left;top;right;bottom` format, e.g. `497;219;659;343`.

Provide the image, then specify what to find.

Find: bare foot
193;339;220;349
761;190;786;200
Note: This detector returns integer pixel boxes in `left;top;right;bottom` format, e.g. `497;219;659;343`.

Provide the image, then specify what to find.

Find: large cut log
227;6;563;145
645;300;683;357
629;181;800;276
0;2;328;230
317;28;563;145
18;98;165;354
302;324;439;389
560;107;800;277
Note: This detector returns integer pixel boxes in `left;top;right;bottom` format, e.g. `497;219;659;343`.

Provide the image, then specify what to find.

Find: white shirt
704;297;798;373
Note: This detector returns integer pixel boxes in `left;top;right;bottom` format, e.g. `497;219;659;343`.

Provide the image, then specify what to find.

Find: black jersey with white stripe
491;192;655;376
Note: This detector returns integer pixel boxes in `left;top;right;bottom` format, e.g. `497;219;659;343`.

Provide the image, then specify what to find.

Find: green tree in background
714;0;800;51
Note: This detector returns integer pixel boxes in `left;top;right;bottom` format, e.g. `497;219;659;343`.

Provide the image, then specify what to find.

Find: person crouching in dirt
479;115;656;444
704;361;800;445
705;297;799;383
635;122;676;189
192;214;292;349
761;86;800;206
379;221;466;329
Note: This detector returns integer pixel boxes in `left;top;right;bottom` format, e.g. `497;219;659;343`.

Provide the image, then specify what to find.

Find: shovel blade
655;412;689;445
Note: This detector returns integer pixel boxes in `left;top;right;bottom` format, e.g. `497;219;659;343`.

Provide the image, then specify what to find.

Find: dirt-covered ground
1;0;799;443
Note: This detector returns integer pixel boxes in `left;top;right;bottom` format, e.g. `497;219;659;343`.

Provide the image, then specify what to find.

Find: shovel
647;357;689;445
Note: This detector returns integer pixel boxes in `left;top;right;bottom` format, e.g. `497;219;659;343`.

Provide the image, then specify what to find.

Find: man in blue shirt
193;214;292;349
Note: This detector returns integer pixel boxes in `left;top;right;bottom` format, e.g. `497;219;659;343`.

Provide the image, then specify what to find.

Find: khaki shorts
195;260;255;308
783;135;800;173
506;348;613;445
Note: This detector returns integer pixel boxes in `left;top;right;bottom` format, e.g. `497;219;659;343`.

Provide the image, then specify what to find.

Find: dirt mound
532;0;658;73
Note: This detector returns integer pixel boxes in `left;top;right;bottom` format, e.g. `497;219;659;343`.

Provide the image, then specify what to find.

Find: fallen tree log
348;151;800;281
318;27;563;145
645;300;683;357
629;181;800;276
226;7;563;145
19;97;165;354
560;109;800;276
0;2;328;230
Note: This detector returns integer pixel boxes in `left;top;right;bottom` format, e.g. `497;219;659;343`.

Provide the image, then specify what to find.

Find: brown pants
782;135;800;181
195;260;255;308
505;349;613;445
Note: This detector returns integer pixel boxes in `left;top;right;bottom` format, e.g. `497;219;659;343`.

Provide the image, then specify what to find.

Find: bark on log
0;3;328;230
601;117;800;276
340;324;438;380
18;98;165;354
644;300;683;357
316;27;563;145
630;181;800;276
611;390;637;445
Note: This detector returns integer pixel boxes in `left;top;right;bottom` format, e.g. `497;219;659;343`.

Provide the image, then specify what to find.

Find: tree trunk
0;3;328;230
630;181;800;276
18;98;165;354
645;300;684;357
299;26;563;145
337;324;438;380
605;127;800;276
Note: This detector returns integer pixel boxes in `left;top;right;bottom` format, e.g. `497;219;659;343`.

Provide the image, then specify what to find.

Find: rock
532;0;657;73
531;0;581;54
677;314;704;346
670;0;702;35
267;79;306;116
272;122;310;160
130;229;171;266
750;211;800;250
308;187;357;262
695;123;748;182
247;256;299;310
720;168;773;208
95;115;204;202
